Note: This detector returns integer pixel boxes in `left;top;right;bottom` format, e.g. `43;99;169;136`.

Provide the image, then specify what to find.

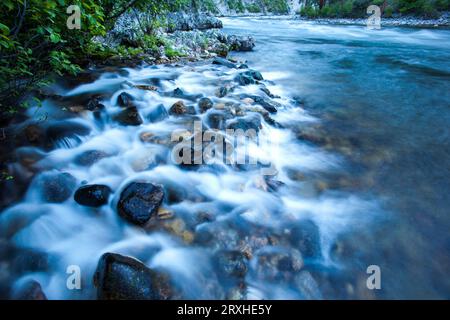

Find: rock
86;97;105;111
34;171;77;203
46;120;92;142
245;95;279;114
117;92;134;107
74;184;112;207
23;124;45;146
226;35;255;52
211;43;229;58
206;110;234;130
167;13;223;33
213;250;248;279
216;87;228;98
198;98;213;113
171;88;202;102
226;114;262;133
147;104;168;123
12;248;49;274
260;87;280;99
75;150;110;166
117;182;164;226
289;220;322;259
93;252;173;300
12;280;47;300
235;70;263;86
252;247;304;282
113;106;143;126
169;101;189;116
212;57;237;69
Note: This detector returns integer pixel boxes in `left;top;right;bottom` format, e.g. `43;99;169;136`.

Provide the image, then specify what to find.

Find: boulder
86;97;106;111
93;252;173;300
198;98;213;113
212;57;237;69
34;171;77;203
117;182;164;226
74;184;112;207
167;13;223;33
227;35;255;52
235;70;263;86
169;101;195;116
113;106;143;126
11;280;47;300
117;92;134;107
226;114;262;133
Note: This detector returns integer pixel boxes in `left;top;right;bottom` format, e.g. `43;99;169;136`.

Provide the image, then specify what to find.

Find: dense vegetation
300;0;449;19
0;0;197;116
226;0;290;14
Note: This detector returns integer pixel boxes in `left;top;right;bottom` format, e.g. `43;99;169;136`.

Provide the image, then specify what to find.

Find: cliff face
207;0;301;16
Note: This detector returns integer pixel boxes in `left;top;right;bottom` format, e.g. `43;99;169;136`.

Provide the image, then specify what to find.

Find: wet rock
216;87;228;98
171;88;202;102
226;114;262;133
75;150;111;166
23;124;45;146
12;280;47;300
86;97;105;111
212;57;237;69
206;110;234;130
248;95;280;114
113;106;143;126
213;250;248;279
235;70;263;86
117;182;164;226
74;184;112;207
227;35;255;52
117;92;134;107
169;101;188;116
198;98;213;113
12;248;50;274
212;43;229;58
46;120;92;142
167;13;223;33
289;220;322;259
93;252;173;300
252;247;304;282
35;171;77;203
147;104;168;123
260;87;280;99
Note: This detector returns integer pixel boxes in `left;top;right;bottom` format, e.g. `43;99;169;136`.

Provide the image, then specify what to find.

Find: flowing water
1;18;449;300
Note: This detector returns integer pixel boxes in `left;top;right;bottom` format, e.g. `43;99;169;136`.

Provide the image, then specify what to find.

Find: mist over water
1;18;449;300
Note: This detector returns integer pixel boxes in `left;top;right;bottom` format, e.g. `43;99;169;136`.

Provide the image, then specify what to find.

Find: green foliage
246;2;263;13
263;0;290;13
227;0;246;13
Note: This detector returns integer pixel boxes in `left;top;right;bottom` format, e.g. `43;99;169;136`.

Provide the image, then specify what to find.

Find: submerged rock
34;171;77;203
86;97;106;111
289;220;322;259
75;150;111;166
74;184;112;207
235;70;263;86
113;106;143;126
117;182;164;226
46;120;92;142
169;101;188;116
226;114;262;133
252;247;304;282
147;104;169;123
93;252;173;300
12;280;47;300
213;250;248;279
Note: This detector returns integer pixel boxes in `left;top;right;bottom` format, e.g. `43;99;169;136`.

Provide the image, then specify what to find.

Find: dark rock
93;252;173;300
227;35;255;52
171;88;202;102
245;95;280;114
34;171;77;203
117;182;164;226
289;220;322;259
198;98;213;113
216;87;228;98
46;120;92;142
74;184;112;207
206;110;234;130
113;106;143;126
252;247;304;282
23;124;45;145
87;97;106;111
75;150;110;166
12;280;47;300
212;57;237;69
213;250;248;279
260;87;280;99
117;92;134;107
12;249;49;274
226;114;262;133
147;104;168;123
235;70;263;86
169;101;188;116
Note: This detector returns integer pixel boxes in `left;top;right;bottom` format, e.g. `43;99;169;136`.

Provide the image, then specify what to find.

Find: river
1;18;449;300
